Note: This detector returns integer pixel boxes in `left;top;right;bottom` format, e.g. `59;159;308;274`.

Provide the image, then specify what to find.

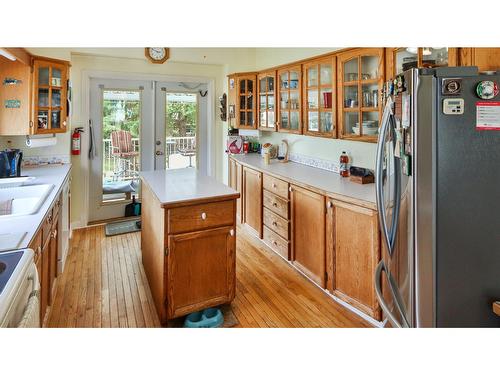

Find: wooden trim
493;301;500;317
160;193;240;210
2;47;31;65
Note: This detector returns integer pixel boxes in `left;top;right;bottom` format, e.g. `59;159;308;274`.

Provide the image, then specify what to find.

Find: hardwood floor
47;224;370;328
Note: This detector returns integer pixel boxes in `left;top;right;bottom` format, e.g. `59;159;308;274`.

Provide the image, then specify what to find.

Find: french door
89;78;154;222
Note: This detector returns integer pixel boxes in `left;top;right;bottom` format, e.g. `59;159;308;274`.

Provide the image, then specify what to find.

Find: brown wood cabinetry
242;166;262;238
140;174;238;325
0;52;69;135
459;48;500;72
327;199;381;320
290;184;326;287
257;70;277;131
338;48;384;143
228;158;243;223
303;56;336;137
277;65;302;134
227;73;257;129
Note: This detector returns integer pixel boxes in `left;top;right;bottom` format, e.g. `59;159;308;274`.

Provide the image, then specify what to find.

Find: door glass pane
101;90;141;202
260;77;267;93
38;88;49;107
281;111;289;129
321;112;333;133
308;66;318;87
396;48;417;75
280;72;288;89
51;68;62;87
239;111;246;125
320;88;332;109
268;111;275;127
290;111;299;130
268;95;274;110
51;89;61;107
259;95;266;111
320;64;332;85
280;92;289;110
37;110;49;129
240;95;246;110
344;86;358;108
289;91;299;110
344;111;359;136
361;56;379;80
38;67;49;86
344;58;358;81
362;111;379;136
239;80;246;94
289;71;299;89
51;110;61;129
422;47;449;67
247;111;253;126
308;111;318;132
246;94;253;110
247;80;253;93
307;89;318;109
260;111;266;127
267;76;274;92
165;92;198;170
361;83;379;108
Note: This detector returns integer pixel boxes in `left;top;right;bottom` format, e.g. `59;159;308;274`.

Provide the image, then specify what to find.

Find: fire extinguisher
71;127;84;155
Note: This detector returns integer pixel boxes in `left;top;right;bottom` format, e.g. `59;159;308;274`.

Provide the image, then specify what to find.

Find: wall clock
145;48;170;64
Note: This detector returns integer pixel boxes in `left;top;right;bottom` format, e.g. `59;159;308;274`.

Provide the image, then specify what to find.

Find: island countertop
140;168;239;209
230;153;376;209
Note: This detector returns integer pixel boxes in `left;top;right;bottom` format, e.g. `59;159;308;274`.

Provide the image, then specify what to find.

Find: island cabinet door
330;200;381;320
242;166;262;237
228;159;243;223
290;185;326;288
166;226;236;319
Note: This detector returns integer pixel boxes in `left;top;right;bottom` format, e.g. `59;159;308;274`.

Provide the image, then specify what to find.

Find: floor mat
167;305;240;328
105;219;141;236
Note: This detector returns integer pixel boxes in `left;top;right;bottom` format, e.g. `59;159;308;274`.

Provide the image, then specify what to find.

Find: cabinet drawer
263;207;289;240
263;174;289;199
167;200;234;234
263;226;290;260
263;190;288;219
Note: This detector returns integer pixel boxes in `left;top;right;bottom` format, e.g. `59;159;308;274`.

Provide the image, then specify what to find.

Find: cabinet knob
272;221;277;226
229;229;235;236
201;212;207;220
272;202;278;207
327;201;333;208
273;241;278;246
272;183;277;188
63;121;67;126
289;186;293;192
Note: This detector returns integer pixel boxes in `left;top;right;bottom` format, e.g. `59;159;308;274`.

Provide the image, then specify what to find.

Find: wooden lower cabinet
328;199;381;320
290;184;326;288
242;166;262;237
41;237;50;321
167;226;235;318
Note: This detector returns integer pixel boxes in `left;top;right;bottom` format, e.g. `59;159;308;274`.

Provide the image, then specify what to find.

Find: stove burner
0;251;23;295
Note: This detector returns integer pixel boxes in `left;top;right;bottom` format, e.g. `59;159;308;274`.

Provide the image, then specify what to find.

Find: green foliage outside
166;96;197;137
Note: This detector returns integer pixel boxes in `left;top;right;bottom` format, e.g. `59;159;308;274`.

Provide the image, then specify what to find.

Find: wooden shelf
361;107;379;112
343;107;359;112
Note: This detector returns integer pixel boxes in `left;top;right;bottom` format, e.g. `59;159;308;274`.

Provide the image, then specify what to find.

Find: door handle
155;150;164;156
374;260;410;328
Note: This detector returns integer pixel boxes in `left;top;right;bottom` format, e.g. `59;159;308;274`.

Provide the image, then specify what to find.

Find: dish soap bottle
340;151;350;177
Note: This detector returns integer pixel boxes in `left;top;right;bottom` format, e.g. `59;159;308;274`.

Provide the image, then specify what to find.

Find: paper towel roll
26;136;57;148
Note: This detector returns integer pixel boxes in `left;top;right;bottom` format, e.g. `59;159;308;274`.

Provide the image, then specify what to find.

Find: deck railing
102;136;196;180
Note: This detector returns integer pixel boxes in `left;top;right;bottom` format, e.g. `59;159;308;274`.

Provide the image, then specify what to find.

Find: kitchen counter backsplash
22;154;71;166
288;152;340;173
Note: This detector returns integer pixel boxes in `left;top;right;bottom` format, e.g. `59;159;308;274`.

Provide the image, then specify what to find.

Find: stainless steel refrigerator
374;67;500;328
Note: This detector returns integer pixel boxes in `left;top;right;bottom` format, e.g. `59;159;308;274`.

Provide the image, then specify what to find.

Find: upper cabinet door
33;59;69;134
277;65;302;134
236;75;257;129
303;56;336;138
338;48;384;143
257;71;276;131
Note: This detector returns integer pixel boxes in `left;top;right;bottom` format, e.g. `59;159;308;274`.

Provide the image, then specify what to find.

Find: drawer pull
272;202;278;207
273;241;278;246
201;212;207;220
272;221;277;226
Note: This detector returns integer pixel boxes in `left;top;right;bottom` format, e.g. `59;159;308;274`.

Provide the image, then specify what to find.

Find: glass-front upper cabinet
257;70;276;131
388;48;457;80
277;65;302;134
33;58;69;134
303;56;336;137
236;74;257;129
338;48;384;142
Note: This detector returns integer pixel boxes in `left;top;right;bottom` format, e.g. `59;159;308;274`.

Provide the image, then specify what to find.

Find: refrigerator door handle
375;260;410;328
376;98;393;253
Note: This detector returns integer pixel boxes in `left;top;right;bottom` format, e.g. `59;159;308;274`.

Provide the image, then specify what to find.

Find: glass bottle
340;151;350;177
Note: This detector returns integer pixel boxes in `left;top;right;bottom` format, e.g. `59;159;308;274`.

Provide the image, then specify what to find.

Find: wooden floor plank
47;224;370;328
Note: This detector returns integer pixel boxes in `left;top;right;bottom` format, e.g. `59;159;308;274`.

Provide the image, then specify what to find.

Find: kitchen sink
0;184;54;218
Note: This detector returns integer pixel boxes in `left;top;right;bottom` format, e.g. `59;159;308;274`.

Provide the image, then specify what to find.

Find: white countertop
0;164;71;251
231;154;376;208
140;168;239;208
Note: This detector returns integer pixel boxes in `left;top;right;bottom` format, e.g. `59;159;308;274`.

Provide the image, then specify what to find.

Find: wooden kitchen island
140;169;239;326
